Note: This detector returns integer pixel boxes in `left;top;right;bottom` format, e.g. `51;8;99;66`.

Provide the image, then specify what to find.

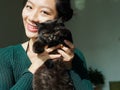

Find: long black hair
23;0;73;22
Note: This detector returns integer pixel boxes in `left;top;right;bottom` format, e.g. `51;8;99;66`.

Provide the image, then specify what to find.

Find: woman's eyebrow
27;0;54;12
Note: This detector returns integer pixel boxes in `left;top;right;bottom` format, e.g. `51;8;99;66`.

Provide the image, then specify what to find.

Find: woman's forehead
27;0;56;10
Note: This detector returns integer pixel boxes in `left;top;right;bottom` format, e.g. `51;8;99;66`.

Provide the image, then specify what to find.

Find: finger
49;54;61;59
61;46;72;55
57;49;74;61
37;53;61;62
45;45;61;53
64;40;74;50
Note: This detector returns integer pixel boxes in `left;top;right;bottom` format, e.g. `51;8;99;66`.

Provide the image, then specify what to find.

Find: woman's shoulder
0;44;21;52
0;44;20;64
0;44;23;58
0;45;13;54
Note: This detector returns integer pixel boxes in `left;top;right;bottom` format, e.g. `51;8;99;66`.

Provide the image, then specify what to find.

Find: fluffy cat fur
32;19;74;90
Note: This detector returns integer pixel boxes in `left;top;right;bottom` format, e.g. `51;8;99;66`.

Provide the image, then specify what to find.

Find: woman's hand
57;40;75;62
28;45;62;74
28;40;74;74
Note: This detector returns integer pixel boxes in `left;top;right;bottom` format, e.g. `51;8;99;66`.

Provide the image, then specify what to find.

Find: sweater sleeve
70;48;93;90
0;46;33;90
10;69;33;90
10;45;33;90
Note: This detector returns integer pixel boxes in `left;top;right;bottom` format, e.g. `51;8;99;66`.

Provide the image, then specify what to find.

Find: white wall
67;0;120;90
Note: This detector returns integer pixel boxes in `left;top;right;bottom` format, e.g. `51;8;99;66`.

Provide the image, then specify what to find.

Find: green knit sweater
0;44;93;90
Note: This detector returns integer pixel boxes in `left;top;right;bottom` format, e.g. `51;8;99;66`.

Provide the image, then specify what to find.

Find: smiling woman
0;0;93;90
22;0;58;39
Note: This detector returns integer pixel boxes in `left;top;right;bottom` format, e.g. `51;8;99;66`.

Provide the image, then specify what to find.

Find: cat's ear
57;17;63;24
56;17;65;27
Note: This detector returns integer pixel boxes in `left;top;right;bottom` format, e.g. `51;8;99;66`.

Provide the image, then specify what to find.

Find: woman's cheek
38;16;55;23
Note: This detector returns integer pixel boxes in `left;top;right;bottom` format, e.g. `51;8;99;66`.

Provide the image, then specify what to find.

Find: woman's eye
25;5;32;10
41;11;50;15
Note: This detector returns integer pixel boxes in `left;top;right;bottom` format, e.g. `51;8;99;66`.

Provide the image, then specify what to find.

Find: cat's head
33;18;73;53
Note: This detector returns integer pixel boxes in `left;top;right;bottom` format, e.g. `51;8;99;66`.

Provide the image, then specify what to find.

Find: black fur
33;19;73;53
32;19;74;90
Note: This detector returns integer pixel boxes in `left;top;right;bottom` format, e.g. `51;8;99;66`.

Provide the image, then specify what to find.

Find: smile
27;23;38;32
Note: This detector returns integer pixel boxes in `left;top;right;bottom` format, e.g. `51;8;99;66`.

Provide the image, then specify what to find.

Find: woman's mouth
27;23;38;32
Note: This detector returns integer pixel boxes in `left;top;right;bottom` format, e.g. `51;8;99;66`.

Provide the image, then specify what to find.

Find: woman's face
22;0;57;39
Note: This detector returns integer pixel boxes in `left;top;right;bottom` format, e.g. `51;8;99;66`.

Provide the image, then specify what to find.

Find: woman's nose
28;10;39;23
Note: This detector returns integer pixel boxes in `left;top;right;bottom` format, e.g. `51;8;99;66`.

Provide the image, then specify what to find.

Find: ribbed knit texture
0;44;93;90
0;45;33;90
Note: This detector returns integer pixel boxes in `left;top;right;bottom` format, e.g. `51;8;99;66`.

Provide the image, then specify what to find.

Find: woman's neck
22;38;36;53
26;39;36;53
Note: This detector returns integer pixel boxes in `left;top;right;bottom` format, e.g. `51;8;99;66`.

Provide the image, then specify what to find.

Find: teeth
29;24;37;29
27;24;38;32
27;21;38;28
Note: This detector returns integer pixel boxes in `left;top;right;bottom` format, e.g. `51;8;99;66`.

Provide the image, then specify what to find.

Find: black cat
32;19;74;90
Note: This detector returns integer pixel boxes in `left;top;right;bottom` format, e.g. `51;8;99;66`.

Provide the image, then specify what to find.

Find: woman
0;0;93;90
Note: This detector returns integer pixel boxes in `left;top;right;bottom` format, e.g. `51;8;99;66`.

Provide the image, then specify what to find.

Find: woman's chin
26;33;38;39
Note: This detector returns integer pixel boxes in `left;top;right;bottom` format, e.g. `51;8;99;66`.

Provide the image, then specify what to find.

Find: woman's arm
70;48;94;90
0;46;33;90
10;69;33;90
